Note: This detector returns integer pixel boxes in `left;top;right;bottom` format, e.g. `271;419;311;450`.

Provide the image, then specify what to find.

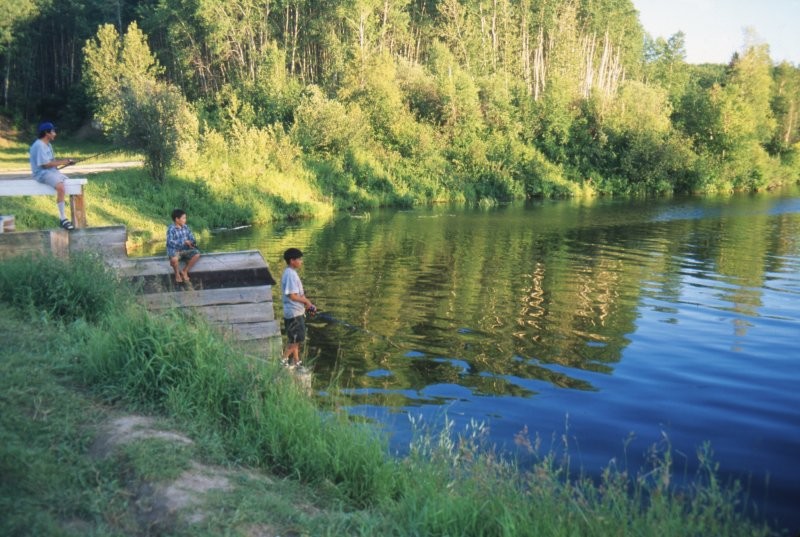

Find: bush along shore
0;253;783;536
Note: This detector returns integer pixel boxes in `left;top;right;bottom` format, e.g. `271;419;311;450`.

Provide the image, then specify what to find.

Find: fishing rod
58;147;120;169
309;310;403;348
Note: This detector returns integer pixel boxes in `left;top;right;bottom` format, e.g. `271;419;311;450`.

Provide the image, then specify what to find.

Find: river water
143;186;800;531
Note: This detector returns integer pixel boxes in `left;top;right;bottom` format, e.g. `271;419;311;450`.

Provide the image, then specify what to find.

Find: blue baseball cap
37;121;55;133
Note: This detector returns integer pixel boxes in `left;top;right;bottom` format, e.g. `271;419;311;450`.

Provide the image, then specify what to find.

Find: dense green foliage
0;254;781;535
83;22;198;182
1;0;799;208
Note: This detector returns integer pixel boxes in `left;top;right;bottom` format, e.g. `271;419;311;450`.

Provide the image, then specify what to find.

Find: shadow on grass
0;197;63;230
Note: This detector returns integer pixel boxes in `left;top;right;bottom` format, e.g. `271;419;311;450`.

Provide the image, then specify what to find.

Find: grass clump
0;253;125;323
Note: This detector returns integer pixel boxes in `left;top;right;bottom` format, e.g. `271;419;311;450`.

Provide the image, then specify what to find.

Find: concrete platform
0;225;281;355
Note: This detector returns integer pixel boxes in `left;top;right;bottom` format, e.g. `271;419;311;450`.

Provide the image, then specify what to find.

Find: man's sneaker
60;218;75;231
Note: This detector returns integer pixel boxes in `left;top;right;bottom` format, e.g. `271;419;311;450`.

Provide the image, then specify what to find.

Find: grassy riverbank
0;253;782;536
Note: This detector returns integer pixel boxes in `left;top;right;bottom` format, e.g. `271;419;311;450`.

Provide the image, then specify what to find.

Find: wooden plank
223;320;281;341
141;285;272;309
200;302;275;324
70;193;86;228
118;250;277;291
118;251;269;275
0;215;15;233
117;250;266;276
0;178;88;229
0;178;87;196
50;229;70;258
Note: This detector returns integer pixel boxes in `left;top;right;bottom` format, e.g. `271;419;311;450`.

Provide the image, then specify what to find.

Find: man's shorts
284;314;306;344
173;248;200;261
35;169;67;188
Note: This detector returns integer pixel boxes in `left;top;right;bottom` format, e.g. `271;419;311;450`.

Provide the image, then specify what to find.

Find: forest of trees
2;0;799;205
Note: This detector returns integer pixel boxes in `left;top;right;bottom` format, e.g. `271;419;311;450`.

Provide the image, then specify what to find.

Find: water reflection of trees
297;199;800;406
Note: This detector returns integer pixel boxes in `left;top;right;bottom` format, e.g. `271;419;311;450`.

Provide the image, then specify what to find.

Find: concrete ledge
115;250;277;292
69;225;128;258
0;229;69;259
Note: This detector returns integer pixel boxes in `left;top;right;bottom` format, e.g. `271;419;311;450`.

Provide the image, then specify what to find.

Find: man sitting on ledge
29;121;76;230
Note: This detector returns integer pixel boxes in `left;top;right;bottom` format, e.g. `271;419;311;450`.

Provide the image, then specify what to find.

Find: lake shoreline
0;253;788;535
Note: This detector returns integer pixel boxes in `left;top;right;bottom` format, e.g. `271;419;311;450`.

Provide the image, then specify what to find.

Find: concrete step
115;250;277;292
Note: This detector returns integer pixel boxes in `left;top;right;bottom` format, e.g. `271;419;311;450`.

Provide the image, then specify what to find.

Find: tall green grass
78;303;396;507
370;418;775;537
0;253;125;323
0;254;782;536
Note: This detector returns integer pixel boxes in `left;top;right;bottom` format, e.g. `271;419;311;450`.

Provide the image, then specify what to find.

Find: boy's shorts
172;248;200;261
284;314;306;343
35;169;67;188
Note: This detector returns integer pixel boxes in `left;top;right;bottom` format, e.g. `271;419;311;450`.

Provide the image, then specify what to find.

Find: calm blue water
143;187;800;531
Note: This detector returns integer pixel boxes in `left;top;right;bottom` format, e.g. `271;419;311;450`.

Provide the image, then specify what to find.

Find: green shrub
292;86;369;154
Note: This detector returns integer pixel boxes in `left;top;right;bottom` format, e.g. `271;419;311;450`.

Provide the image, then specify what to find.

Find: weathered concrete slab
141;285;272;309
116;250;277;292
139;284;280;345
200;302;275;324
69;225;128;258
0;229;69;259
221;320;281;341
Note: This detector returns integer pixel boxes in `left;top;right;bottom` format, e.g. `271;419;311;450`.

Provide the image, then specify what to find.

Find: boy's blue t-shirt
281;266;306;319
29;139;54;180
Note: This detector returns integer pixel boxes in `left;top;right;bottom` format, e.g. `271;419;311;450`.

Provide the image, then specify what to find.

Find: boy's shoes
60;218;75;230
281;359;303;371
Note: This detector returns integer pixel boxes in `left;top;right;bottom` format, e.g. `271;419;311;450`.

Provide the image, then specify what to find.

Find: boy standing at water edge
281;248;316;368
166;208;201;284
29;121;76;230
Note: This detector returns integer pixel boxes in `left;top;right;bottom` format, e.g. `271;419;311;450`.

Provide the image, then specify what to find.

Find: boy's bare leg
181;253;200;281
55;181;65;203
283;343;300;365
169;257;183;282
